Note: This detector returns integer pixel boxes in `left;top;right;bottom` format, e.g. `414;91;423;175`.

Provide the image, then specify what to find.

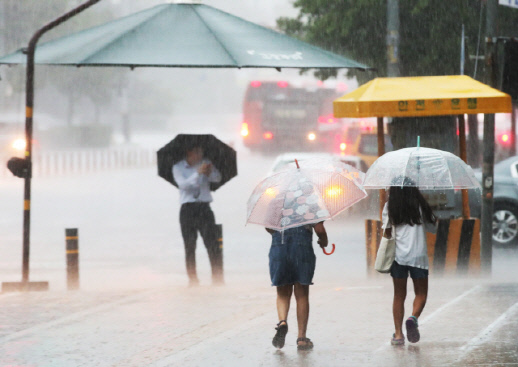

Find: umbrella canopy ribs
0;3;371;70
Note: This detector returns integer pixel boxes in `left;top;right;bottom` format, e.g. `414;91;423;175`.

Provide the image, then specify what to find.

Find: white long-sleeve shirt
382;202;437;270
172;159;221;204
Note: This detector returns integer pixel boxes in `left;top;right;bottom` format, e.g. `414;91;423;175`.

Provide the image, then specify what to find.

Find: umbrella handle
321;243;335;255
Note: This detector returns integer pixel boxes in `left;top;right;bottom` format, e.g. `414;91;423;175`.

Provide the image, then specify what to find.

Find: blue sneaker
405;316;420;343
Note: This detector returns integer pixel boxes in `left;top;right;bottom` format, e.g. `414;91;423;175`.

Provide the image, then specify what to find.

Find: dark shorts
390;261;429;279
269;226;316;287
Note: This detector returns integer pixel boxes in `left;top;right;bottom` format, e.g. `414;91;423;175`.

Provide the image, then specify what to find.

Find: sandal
405;316;420;343
296;337;314;351
391;333;405;346
272;320;288;349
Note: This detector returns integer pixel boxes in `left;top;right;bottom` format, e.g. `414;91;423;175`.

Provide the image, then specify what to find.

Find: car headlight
12;138;27;151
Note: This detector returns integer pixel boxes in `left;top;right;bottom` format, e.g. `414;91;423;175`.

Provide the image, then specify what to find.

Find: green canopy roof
0;3;370;70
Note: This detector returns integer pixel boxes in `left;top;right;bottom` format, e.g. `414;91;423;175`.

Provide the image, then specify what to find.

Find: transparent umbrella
246;158;367;231
274;156;366;186
363;147;481;189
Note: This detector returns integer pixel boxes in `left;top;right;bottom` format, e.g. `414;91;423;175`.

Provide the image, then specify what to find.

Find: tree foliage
277;0;518;83
1;0;70;94
1;0;128;124
2;0;69;53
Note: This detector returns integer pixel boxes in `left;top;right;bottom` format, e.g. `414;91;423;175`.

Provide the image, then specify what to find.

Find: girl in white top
382;181;437;346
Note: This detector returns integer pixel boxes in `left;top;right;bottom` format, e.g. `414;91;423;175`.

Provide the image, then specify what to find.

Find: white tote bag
374;220;395;274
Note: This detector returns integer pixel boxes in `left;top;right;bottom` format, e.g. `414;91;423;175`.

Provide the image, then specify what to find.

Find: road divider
1;147;156;177
366;218;481;275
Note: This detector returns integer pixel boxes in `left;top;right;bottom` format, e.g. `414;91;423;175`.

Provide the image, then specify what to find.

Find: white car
267;152;364;176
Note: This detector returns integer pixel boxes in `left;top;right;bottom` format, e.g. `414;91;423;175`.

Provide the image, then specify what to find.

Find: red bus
241;80;344;152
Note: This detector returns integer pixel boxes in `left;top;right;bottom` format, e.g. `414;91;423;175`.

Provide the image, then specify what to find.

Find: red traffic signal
497;132;513;146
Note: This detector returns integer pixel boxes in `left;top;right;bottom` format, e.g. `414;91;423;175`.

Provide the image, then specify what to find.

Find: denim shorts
269;226;316;287
390;261;429;279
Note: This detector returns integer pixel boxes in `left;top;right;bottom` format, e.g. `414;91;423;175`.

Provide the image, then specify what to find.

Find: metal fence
1;148;156;178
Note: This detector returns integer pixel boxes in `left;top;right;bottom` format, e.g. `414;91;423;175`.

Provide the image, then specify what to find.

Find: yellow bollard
65;228;80;290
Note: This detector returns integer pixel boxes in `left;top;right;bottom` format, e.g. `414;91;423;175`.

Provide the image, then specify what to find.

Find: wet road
0;278;517;366
1;123;517;366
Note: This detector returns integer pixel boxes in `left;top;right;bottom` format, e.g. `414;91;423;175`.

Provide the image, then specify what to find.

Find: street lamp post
2;0;103;292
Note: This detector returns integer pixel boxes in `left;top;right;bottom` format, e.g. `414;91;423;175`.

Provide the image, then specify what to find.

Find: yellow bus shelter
333;75;512;275
334;75;511;118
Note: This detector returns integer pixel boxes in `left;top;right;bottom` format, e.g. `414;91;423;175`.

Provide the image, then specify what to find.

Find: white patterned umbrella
363;147;481;189
246;158;367;231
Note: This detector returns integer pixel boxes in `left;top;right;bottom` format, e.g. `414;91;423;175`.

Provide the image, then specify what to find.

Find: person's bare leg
294;283;310;346
393;277;407;339
277;285;293;324
411;277;428;318
272;284;292;348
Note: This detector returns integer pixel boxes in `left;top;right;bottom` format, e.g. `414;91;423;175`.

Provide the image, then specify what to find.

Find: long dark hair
387;178;437;226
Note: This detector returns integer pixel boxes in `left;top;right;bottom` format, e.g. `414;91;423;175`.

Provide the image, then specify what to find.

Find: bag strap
381;204;388;235
381;203;394;239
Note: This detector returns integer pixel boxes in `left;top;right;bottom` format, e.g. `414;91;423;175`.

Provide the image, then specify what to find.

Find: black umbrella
157;134;237;191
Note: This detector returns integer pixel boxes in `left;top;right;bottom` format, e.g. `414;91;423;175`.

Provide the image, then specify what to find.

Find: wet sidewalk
0;277;517;366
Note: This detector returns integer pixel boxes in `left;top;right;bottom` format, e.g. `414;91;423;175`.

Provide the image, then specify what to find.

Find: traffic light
497;132;512;146
7;157;29;178
502;40;518;101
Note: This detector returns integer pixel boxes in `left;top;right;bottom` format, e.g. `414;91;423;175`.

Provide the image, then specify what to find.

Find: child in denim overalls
267;222;328;351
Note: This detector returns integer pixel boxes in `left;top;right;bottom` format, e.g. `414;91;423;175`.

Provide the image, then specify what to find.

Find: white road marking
374;285;480;353
419;285;481;325
458;300;518;359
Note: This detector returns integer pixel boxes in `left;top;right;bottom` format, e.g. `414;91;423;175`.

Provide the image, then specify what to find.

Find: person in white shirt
382;178;437;346
172;146;223;286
